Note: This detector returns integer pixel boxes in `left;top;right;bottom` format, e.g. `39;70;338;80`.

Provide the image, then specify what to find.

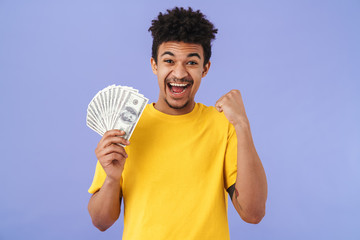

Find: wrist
232;117;250;130
104;175;122;187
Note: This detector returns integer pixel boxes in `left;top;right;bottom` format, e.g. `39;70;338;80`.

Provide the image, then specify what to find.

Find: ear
202;61;211;78
151;58;158;75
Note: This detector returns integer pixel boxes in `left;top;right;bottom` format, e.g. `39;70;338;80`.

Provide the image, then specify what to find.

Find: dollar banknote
86;85;148;140
113;91;148;140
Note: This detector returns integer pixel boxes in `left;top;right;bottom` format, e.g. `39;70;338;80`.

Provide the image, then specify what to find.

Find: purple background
1;1;359;239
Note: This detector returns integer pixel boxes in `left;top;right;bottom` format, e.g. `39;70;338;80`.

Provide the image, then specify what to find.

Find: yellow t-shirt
89;103;237;240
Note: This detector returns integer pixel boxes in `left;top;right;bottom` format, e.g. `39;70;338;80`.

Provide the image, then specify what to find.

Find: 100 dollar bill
113;91;148;140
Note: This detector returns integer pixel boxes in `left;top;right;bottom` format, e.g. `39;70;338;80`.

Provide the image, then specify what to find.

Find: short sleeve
88;161;107;194
88;160;124;194
223;123;237;190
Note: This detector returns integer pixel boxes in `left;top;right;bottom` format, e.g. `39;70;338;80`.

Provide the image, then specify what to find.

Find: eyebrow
161;51;174;57
160;51;201;59
187;53;201;59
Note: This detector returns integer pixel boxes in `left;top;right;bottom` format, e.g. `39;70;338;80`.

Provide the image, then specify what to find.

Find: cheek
190;81;201;95
157;73;167;93
157;68;170;81
158;79;165;92
158;68;173;86
190;72;203;92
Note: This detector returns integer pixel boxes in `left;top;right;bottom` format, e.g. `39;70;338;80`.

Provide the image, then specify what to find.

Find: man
88;7;267;239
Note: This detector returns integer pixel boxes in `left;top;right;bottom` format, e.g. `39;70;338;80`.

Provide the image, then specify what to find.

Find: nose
172;63;188;80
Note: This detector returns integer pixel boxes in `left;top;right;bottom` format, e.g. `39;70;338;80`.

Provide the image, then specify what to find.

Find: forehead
158;41;204;58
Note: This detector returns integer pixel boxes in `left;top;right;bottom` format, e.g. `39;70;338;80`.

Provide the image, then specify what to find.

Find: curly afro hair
149;7;218;66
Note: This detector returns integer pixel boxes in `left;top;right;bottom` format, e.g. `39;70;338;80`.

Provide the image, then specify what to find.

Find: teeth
169;83;188;87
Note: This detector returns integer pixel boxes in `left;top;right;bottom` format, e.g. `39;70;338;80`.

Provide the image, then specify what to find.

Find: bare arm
88;130;129;231
231;123;267;224
216;90;268;224
88;177;122;231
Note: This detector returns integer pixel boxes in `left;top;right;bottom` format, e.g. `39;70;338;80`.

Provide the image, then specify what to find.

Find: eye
164;59;174;64
187;61;198;65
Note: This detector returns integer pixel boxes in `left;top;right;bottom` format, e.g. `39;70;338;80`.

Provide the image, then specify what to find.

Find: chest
122;117;228;191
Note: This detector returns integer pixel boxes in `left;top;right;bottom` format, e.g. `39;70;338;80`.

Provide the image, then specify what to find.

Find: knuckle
102;138;109;145
230;89;238;95
117;145;124;151
96;148;102;155
98;155;105;163
118;146;124;153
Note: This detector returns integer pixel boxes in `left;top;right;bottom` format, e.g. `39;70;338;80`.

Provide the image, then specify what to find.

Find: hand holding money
87;84;148;180
95;130;130;181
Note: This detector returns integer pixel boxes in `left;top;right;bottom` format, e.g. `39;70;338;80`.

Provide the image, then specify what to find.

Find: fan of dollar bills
86;84;148;140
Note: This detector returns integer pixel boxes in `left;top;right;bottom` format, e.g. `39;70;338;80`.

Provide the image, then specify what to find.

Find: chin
165;99;190;110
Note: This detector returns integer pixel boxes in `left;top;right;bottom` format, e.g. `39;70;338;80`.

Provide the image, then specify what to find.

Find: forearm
234;121;267;222
88;176;122;231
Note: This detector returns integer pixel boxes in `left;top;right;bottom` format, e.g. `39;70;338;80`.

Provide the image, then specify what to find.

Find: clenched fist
215;89;250;128
95;130;130;182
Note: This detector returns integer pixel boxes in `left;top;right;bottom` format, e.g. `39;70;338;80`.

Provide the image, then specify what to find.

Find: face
123;111;136;123
151;41;210;115
125;112;135;121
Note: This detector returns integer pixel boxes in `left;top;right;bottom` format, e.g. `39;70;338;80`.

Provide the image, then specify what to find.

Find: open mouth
167;82;191;94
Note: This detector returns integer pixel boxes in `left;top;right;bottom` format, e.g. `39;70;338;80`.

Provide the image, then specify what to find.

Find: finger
215;102;223;112
96;137;128;155
215;98;225;112
97;144;128;158
215;93;227;106
101;152;127;166
100;136;130;149
99;130;126;146
96;136;127;156
104;129;126;138
230;89;241;97
102;144;128;157
215;91;230;111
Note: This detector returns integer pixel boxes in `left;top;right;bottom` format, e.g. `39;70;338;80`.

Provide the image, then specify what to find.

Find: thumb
215;102;223;112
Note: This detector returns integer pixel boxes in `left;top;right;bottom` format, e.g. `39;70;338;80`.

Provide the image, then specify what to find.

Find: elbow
95;224;109;232
97;226;109;232
242;213;264;224
92;218;116;232
88;200;119;232
89;208;119;232
240;207;266;224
